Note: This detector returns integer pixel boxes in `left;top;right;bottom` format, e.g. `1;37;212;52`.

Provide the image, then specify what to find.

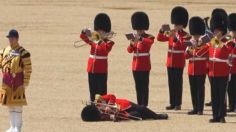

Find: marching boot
154;114;168;120
209;118;220;123
174;105;181;110
219;117;226;123
197;111;203;115
205;101;212;106
166;105;175;110
187;110;197;115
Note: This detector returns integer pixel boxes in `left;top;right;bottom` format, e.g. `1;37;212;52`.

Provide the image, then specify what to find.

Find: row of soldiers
80;6;236;123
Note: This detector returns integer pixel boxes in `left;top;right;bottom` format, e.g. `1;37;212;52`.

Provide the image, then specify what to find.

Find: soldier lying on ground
81;94;168;121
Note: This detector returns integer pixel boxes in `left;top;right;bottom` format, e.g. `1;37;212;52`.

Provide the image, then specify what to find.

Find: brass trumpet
73;30;116;48
210;33;232;48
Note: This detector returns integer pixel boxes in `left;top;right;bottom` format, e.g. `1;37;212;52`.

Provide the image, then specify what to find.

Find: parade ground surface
0;0;236;132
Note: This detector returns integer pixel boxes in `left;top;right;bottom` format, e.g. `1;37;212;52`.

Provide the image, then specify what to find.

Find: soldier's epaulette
104;39;114;44
143;34;155;39
183;33;192;40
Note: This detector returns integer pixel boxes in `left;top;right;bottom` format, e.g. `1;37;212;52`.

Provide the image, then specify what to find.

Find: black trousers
189;75;206;112
228;74;236;110
132;71;150;106
126;103;158;120
167;68;184;106
88;73;107;101
209;77;228;119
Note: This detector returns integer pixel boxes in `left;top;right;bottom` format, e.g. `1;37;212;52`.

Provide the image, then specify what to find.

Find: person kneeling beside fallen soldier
81;94;168;121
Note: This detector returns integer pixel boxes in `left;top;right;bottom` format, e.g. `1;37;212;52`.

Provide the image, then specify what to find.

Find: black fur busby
210;12;228;35
131;12;149;30
211;8;227;17
171;6;189;28
228;13;236;31
189;16;205;35
81;105;101;122
94;13;111;33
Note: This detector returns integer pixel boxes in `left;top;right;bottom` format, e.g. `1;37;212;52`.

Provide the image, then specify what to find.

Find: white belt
209;57;228;63
231;54;236;58
133;53;150;57
89;55;107;59
168;49;185;54
189;57;207;61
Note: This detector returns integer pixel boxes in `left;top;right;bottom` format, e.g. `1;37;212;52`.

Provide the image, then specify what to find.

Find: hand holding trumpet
74;28;116;48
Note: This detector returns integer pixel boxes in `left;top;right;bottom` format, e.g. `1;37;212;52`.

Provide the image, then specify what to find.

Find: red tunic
80;34;114;73
101;94;132;111
185;44;209;76
228;38;236;74
208;39;234;77
157;30;191;68
127;33;155;71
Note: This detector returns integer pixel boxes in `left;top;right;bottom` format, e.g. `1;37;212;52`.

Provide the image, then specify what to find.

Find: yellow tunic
0;44;32;106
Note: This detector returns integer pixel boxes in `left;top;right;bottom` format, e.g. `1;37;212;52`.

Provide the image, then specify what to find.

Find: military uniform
128;12;154;106
157;6;190;110
185;17;208;115
227;13;236;112
81;94;168;121
208;11;233;123
80;13;114;101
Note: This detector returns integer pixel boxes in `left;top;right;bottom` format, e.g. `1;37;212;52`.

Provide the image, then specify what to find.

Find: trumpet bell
73;40;87;48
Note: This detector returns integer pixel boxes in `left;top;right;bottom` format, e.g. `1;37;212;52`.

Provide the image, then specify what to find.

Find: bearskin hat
131;11;149;30
81;105;101;122
228;13;236;31
189;16;205;35
171;6;189;28
210;11;228;35
94;13;111;33
211;8;227;17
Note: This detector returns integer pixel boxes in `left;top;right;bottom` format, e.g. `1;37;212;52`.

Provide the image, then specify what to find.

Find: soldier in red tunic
185;17;209;115
127;12;155;106
80;13;115;101
157;6;190;110
227;13;236;113
81;94;168;121
208;12;234;123
205;8;228;107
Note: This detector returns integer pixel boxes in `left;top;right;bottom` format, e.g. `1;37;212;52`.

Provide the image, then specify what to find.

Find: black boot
209;118;220;123
187;110;197;115
174;106;181;110
220;117;226;123
197;111;203;115
166;105;175;110
154;114;168;120
205;101;212;106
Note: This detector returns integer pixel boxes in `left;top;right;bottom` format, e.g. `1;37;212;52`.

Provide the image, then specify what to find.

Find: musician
81;94;168;121
185;17;208;115
80;13;115;101
157;6;191;110
205;8;228;107
127;12;155;106
227;13;236;113
208;12;234;123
